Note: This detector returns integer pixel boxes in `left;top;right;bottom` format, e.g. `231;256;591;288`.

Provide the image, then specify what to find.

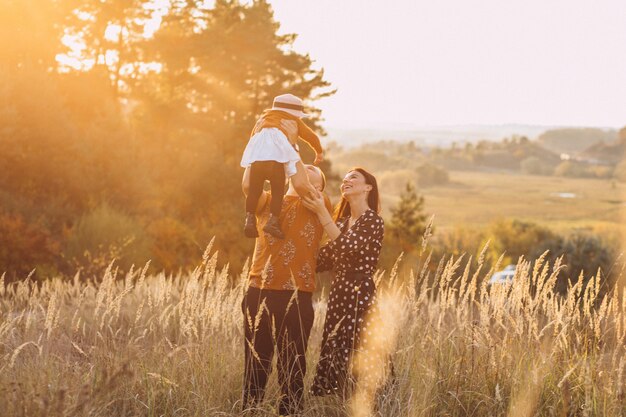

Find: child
241;93;323;239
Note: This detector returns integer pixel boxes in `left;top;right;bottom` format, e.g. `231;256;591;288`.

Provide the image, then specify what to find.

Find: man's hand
280;119;299;144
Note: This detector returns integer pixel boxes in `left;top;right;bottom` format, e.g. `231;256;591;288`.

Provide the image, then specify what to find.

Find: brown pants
242;286;314;415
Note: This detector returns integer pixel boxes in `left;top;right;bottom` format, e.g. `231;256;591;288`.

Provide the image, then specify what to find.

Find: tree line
0;0;334;280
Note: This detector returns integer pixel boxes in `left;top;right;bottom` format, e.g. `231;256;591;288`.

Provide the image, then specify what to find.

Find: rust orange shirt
249;193;331;292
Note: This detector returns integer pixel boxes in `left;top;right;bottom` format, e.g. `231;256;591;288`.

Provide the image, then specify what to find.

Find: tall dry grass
1;237;625;416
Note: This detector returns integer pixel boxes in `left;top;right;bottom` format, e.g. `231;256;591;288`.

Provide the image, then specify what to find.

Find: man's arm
291;161;318;198
297;119;323;155
242;166;268;213
280;120;319;198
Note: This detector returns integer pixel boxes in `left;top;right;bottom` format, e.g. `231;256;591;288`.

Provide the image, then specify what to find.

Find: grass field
1;242;624;416
379;171;626;234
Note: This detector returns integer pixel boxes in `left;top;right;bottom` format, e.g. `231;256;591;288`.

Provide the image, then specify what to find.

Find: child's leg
246;162;270;214
268;161;286;217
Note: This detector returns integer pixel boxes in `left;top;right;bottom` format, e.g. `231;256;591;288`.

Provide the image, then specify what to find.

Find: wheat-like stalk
0;242;624;416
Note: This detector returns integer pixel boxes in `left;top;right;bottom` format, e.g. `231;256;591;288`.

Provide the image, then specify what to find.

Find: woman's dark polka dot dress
310;209;384;396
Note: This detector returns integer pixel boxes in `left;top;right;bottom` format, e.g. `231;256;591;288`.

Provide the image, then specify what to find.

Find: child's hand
314;153;323;165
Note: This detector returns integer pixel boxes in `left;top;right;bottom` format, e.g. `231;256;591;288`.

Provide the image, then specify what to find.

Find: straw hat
271;93;309;118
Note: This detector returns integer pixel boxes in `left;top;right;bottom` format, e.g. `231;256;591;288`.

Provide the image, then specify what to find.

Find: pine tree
388;182;429;253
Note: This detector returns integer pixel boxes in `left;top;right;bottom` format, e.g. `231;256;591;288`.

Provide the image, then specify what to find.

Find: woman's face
340;170;372;198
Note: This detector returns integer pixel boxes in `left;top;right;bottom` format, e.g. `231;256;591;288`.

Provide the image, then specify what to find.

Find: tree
520;156;551;175
388;182;429;253
555;232;615;295
135;0;335;216
0;0;70;69
61;0;150;95
0;0;335;276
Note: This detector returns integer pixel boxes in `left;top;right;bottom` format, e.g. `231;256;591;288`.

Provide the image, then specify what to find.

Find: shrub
64;204;152;277
485;219;617;295
378;170;416;196
0;210;60;281
587;165;613;179
486;219;561;266
553;161;590;178
415;163;449;187
550;232;616;295
520;156;552;175
431;226;487;259
147;217;201;272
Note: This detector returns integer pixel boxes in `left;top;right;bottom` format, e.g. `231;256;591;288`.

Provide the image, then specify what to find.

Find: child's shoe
244;212;259;238
263;214;284;239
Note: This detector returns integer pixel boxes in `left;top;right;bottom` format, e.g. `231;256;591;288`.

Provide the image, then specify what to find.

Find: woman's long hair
333;167;380;221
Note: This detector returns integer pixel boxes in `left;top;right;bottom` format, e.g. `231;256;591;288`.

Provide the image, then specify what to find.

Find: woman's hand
303;193;341;241
301;192;327;215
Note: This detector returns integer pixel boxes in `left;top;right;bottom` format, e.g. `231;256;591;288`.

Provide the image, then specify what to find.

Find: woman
302;167;385;397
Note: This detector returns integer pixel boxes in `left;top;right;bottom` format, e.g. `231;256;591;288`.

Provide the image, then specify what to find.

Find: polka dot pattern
311;209;384;396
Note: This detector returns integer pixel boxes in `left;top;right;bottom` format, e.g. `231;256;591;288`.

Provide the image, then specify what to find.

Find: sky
268;0;626;129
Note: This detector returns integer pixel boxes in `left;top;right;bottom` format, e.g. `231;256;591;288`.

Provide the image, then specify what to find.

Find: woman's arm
301;193;342;241
327;211;383;258
279;120;320;198
297;119;323;155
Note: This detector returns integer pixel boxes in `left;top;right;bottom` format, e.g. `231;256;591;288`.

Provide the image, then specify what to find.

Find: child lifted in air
240;93;323;239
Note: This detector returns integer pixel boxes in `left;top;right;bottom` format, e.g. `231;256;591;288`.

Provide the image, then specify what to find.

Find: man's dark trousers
242;286;314;415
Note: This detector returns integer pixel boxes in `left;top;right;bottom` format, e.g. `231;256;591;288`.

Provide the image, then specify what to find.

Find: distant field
379;171;626;233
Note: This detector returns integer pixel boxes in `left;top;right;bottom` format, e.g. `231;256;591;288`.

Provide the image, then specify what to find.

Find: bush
378;170;416;196
553;161;590;178
485;219;617;295
147;217;201;272
486;219;561;266
520;156;553;175
64;204;152;277
415;163;449;187
0;210;60;281
431;226;487;260
587;165;613;179
551;232;616;295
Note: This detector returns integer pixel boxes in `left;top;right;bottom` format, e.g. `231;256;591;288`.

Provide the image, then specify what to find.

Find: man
241;147;331;415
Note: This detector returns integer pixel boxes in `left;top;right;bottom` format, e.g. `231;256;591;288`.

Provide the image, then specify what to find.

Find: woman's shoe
263;214;284;239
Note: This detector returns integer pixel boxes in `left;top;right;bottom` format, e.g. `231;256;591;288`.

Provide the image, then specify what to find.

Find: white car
488;264;516;285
